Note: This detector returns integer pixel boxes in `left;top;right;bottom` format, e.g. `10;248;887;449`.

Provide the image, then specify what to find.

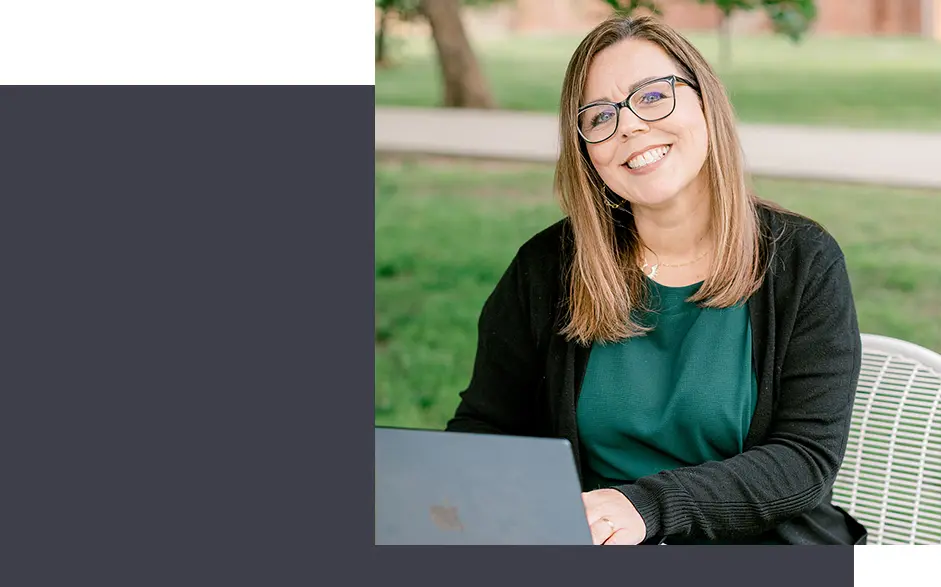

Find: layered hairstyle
554;14;772;346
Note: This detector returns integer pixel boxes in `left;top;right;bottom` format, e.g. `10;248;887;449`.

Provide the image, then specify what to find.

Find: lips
624;144;672;170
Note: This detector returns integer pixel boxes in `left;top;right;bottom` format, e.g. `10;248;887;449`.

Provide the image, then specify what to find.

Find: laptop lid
374;426;593;545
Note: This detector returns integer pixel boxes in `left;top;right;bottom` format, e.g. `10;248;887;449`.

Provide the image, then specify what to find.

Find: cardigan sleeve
445;250;545;437
615;253;862;542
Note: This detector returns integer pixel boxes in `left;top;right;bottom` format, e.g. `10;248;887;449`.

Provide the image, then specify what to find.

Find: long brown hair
554;14;771;346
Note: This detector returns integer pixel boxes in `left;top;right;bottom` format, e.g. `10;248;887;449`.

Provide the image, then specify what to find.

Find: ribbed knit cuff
613;484;662;543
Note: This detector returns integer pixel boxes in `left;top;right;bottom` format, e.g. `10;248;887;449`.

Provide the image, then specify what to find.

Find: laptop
374;426;593;545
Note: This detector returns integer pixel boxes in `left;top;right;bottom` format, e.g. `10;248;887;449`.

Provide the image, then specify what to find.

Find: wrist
614;484;660;542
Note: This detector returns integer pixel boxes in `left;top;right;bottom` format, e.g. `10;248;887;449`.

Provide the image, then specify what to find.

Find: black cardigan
446;203;867;545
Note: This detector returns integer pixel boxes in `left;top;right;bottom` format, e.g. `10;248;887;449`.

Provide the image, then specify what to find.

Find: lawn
374;155;941;430
376;32;941;131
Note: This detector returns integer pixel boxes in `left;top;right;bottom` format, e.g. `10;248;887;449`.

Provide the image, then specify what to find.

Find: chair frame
831;333;941;545
860;333;941;374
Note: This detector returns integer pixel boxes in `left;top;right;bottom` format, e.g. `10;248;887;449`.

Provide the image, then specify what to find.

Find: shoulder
512;217;574;280
757;201;846;277
495;218;572;335
518;217;573;258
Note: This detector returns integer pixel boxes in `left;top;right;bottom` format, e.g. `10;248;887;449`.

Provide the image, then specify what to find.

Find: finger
603;528;626;545
588;517;617;545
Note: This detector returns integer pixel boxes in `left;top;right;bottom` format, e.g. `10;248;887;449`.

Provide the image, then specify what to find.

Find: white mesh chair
831;333;941;544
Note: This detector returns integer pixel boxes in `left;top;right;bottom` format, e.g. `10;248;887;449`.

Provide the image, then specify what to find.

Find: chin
631;191;681;209
619;161;710;207
615;179;686;209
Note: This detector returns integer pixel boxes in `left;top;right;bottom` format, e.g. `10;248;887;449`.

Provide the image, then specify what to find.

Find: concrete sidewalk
376;106;941;190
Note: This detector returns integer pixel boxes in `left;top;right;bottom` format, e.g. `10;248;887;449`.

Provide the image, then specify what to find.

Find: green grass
376;32;941;131
375;155;941;430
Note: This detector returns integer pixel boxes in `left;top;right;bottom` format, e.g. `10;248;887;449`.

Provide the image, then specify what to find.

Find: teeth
627;145;670;169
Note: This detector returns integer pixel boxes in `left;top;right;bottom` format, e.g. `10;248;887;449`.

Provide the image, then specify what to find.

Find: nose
616;105;649;139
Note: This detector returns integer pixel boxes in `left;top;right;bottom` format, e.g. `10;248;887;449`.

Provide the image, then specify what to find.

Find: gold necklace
640;233;711;279
642;248;710;279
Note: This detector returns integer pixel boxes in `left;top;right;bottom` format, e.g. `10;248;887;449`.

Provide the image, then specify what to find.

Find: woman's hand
582;488;647;545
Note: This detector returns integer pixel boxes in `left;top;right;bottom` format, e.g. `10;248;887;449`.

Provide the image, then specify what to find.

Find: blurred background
374;0;941;431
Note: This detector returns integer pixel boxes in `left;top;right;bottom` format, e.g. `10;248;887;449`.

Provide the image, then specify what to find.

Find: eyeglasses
577;74;699;144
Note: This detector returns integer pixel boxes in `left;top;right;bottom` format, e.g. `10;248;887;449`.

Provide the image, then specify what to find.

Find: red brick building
503;0;941;38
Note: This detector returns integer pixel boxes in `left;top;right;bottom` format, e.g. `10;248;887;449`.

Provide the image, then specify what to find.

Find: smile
625;145;671;170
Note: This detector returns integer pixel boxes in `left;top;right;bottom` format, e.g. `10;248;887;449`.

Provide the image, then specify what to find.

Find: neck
632;182;712;264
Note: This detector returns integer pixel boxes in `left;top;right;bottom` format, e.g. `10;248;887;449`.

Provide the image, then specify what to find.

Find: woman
445;15;867;546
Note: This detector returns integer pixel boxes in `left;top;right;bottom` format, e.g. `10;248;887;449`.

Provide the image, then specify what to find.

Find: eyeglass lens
578;79;677;143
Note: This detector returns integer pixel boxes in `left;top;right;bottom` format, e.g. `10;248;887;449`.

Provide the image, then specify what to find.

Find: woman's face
581;38;709;209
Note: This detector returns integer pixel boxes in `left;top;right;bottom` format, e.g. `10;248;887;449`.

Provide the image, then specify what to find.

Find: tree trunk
376;7;390;67
719;11;733;70
419;0;496;109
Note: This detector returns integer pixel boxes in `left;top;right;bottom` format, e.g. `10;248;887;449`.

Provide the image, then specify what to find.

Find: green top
576;278;758;493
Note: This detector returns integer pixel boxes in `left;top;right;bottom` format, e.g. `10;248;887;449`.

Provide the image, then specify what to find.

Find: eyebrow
581;75;669;107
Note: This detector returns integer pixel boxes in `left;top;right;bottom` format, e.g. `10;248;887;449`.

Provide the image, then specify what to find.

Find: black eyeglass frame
576;74;700;144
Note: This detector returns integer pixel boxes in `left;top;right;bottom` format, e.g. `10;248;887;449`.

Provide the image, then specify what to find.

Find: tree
761;0;818;41
376;0;498;108
700;0;817;68
418;0;496;109
601;0;663;16
375;0;420;67
604;0;818;69
699;0;756;69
